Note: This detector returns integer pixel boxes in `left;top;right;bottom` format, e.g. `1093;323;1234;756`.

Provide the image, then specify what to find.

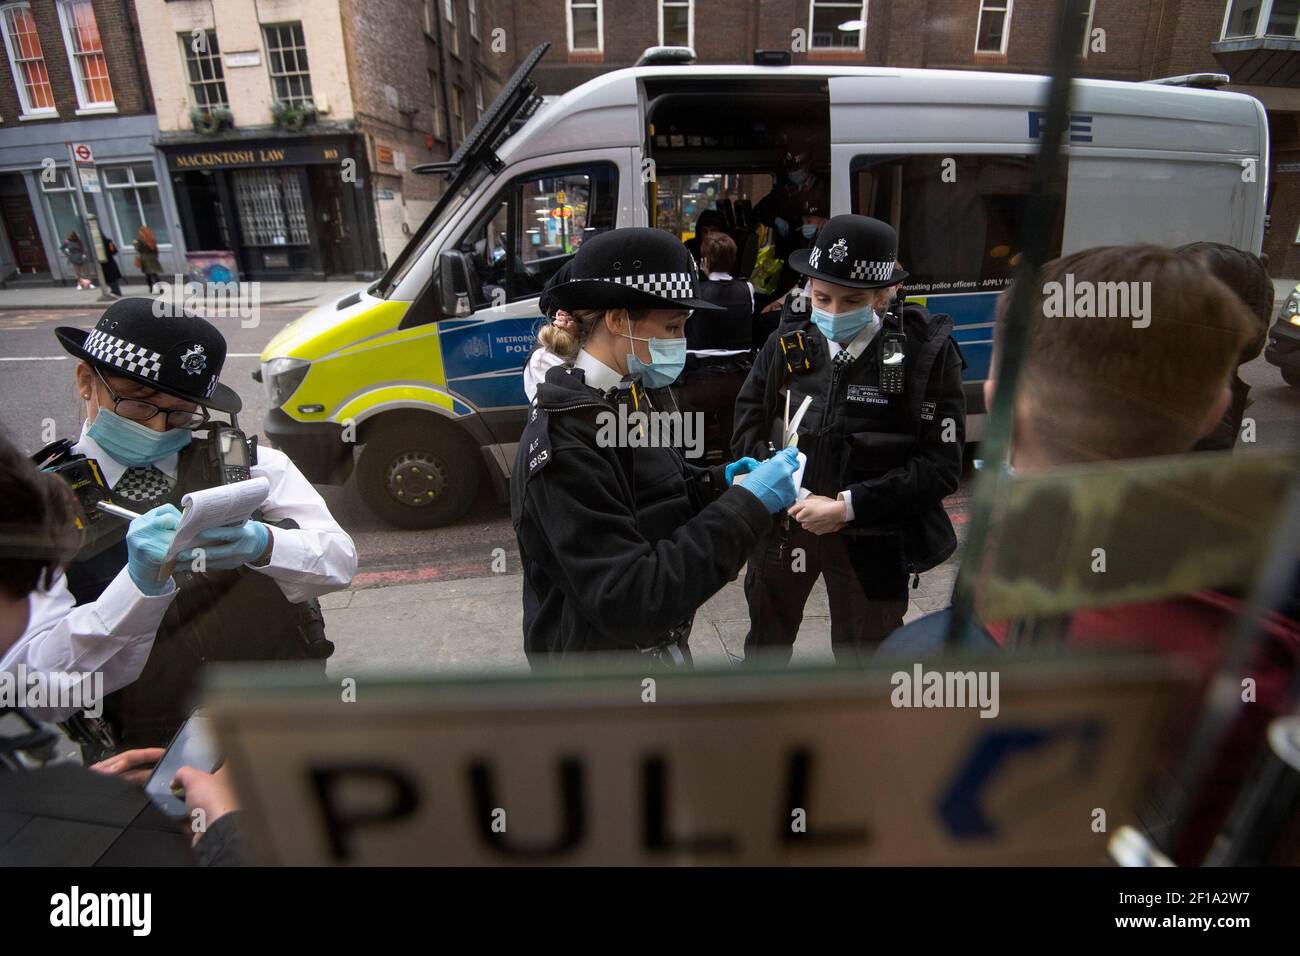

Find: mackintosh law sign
170;142;348;170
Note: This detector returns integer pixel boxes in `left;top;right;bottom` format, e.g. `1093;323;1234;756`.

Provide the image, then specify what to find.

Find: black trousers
743;523;908;667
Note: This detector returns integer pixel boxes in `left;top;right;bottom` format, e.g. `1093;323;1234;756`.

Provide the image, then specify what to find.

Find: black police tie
834;348;855;369
113;466;174;506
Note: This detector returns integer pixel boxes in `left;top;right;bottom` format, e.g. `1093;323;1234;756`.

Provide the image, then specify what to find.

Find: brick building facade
505;0;1300;275
0;0;180;285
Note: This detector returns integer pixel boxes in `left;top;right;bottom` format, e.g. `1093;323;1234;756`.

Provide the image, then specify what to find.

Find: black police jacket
60;436;327;754
510;363;771;659
732;297;966;575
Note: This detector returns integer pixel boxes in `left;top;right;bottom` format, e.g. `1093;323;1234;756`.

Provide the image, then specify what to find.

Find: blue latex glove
125;504;182;596
773;216;790;237
191;519;271;571
737;447;800;514
725;456;760;486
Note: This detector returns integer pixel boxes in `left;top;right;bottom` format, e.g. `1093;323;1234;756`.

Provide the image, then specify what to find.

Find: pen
95;500;143;522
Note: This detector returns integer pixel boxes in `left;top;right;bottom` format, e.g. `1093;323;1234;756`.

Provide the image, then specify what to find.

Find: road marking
1;353;262;361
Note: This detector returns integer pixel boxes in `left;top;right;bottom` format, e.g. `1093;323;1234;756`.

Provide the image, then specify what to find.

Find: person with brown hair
688;232;755;351
879;244;1298;864
1176;241;1274;451
134;226;162;292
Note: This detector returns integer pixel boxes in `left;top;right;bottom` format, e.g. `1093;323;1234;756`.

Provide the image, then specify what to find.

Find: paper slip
161;476;271;578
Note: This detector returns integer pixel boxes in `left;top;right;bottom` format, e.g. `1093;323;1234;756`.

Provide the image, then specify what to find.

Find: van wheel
357;422;481;529
1283;367;1300;388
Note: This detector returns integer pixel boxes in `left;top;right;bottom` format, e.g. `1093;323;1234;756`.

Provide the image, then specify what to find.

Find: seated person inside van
687;233;755;352
683;209;726;272
878;244;1300;865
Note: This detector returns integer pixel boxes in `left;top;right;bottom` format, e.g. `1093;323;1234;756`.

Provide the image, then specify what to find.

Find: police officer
20;297;357;756
511;228;802;667
732;215;965;666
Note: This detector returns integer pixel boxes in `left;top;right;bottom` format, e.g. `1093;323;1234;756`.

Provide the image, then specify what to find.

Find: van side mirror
437;250;475;317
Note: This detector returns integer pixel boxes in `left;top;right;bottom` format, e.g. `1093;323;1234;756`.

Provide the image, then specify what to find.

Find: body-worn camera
31;439;111;531
780;329;815;376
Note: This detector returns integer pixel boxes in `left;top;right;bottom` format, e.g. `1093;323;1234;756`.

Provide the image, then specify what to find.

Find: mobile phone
142;712;219;818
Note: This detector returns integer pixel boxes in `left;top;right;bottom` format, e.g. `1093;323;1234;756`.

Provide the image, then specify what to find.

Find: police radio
879;332;907;394
207;423;258;484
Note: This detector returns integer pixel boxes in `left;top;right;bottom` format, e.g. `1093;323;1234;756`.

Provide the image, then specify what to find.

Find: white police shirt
2;427;358;719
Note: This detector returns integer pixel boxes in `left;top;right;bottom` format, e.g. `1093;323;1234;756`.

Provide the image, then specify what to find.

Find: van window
454;162;617;309
850;154;1067;295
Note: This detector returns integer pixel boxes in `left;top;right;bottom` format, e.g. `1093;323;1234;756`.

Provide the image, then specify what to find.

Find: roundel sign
73;143;93;164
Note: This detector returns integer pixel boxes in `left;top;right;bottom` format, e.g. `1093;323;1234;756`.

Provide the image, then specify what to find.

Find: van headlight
263;357;311;407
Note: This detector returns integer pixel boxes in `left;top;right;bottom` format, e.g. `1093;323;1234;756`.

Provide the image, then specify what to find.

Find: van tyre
357;422;482;529
1283;367;1300;388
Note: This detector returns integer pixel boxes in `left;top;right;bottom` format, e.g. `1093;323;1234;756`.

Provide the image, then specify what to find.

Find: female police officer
733;215;966;666
511;228;801;666
26;296;356;755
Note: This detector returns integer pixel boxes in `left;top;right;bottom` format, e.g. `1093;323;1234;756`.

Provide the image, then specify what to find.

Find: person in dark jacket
1176;241;1274;451
98;232;123;297
688;232;755;351
732;215;966;666
511;228;802;667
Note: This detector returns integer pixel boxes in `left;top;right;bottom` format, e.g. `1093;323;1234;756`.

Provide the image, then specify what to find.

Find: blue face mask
625;323;688;388
788;168;810;186
811;303;878;344
800;223;819;240
87;406;192;466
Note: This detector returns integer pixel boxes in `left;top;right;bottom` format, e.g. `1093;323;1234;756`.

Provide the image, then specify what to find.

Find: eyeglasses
94;368;210;429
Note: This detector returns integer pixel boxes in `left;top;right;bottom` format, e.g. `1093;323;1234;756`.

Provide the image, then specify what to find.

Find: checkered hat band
83;329;162;381
849;259;896;282
596;272;696;300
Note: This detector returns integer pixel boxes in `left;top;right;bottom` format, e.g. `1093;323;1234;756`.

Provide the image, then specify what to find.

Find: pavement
0;278;369;310
319;512;967;679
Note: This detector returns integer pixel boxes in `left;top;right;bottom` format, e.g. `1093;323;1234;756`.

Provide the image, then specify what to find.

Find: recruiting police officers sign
207;658;1180;866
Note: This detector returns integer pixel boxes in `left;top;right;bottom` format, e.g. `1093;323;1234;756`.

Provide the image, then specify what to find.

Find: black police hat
546;228;725;313
55;296;241;414
788;214;907;290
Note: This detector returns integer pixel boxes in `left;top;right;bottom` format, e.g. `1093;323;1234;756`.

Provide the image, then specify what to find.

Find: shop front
0;114;182;285
159;133;379;281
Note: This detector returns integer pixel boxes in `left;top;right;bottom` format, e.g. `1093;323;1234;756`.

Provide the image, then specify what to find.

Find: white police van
260;44;1268;527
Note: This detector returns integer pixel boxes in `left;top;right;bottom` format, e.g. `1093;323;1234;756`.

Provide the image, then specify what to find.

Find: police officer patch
847;384;889;405
521;400;552;478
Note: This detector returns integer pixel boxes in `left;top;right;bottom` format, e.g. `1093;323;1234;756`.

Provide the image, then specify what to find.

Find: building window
474;76;484;117
263;22;313;107
40;168;89;268
567;0;602;52
233;168;309;246
57;0;113;109
659;0;692;47
1223;0;1264;38
103;163;170;246
975;0;1012;54
810;0;867;50
428;70;444;138
180;30;227;110
424;0;436;35
1;3;56;115
451;84;465;142
468;0;479;40
1267;0;1300;37
445;0;459;57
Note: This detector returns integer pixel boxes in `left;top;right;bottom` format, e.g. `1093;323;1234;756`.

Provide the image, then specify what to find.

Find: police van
258;43;1268;528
